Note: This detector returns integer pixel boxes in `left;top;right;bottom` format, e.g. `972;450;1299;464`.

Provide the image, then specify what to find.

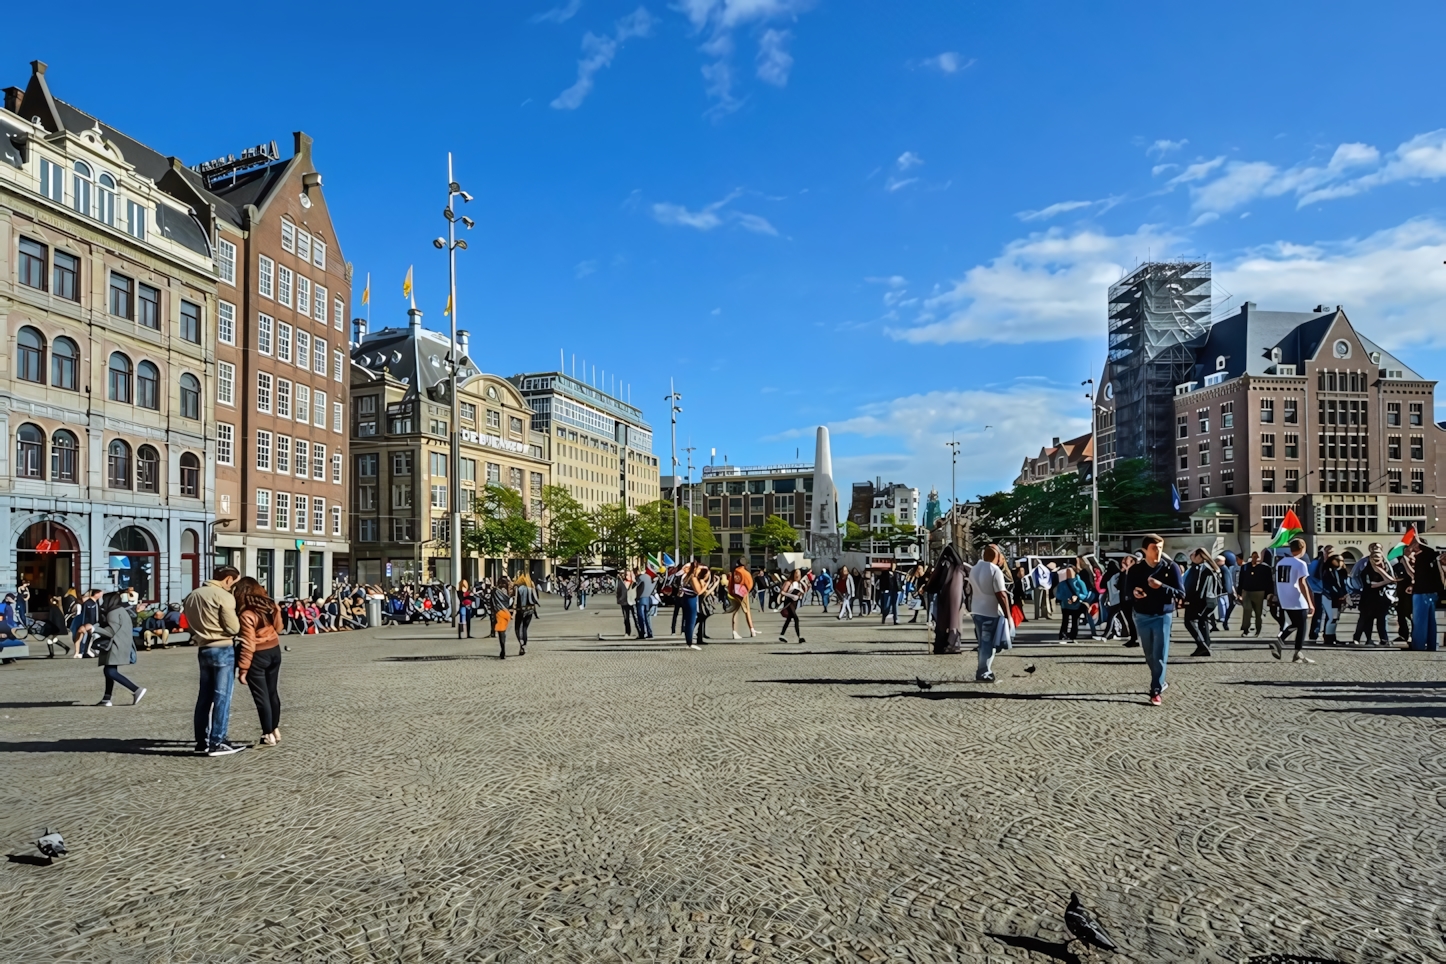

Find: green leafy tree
541;484;595;562
589;501;638;565
748;514;801;557
633;500;719;561
1098;458;1185;532
466;484;539;562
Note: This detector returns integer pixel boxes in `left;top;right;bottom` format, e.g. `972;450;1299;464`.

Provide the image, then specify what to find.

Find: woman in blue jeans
680;563;703;651
1125;535;1185;706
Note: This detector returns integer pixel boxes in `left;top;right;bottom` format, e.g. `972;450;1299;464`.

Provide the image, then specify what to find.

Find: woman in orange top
234;576;285;747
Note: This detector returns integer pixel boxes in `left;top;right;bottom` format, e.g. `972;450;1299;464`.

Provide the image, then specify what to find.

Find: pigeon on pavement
1064;891;1118;952
1024;664;1037;674
914;677;934;691
36;829;66;859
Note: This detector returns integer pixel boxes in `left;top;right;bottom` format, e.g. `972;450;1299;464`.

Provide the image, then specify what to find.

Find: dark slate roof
53;99;172;182
205;161;293;225
1191;302;1422;383
350;317;482;403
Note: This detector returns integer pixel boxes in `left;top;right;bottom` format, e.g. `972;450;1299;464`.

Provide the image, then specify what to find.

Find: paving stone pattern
1;601;1443;962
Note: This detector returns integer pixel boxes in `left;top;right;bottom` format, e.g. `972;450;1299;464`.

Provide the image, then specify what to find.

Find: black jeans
245;646;282;734
1280;608;1307;650
1184;605;1212;651
1354;602;1389;643
102;664;138;699
1059;609;1080;639
516;611;533;647
780;610;801;639
620;604;633;635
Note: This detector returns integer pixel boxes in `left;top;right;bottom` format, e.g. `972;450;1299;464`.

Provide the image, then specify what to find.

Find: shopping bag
993;613;1014;652
1010;603;1024;627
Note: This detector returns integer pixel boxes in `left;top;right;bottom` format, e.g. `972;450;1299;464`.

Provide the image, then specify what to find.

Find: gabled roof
350;312;482;403
1192;302;1423;381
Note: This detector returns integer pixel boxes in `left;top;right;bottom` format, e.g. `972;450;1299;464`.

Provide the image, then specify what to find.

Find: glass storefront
283;549;300;599
308;552;324;597
109;526;159;603
257;549;275;597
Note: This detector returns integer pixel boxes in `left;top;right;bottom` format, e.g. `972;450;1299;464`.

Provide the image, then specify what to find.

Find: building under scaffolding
1107;262;1213;485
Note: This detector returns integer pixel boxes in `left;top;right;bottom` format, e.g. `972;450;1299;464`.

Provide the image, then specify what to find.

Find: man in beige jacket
183;566;245;756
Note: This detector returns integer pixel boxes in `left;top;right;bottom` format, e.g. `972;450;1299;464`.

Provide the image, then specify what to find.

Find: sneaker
687;644;702;651
779;635;788;643
206;741;249;757
1292;651;1315;664
1269;636;1283;660
96;698;113;707
798;637;806;644
1161;681;1169;693
1149;693;1162;706
974;673;996;683
132;687;147;706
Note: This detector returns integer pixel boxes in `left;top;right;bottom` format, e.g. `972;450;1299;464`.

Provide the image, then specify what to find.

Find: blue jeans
635;599;653;638
820;589;831;611
1411;592;1438;651
1136;612;1172;695
972;614;1001;679
681;595;699;644
195;645;237;749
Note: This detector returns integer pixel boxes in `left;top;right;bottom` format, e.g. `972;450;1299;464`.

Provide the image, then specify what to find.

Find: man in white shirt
1030;559;1053;619
1271;538;1315;663
970;545;1013;683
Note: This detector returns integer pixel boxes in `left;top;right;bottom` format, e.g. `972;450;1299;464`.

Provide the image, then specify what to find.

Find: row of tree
463;484;721;567
971;458;1184;545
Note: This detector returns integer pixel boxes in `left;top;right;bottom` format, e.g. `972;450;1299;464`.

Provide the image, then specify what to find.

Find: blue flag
1170;484;1181;512
661;552;675;568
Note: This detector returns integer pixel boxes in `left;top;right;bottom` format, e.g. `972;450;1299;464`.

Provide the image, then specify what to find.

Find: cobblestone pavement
1;599;1443;963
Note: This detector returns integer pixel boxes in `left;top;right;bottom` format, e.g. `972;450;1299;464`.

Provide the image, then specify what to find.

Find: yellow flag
402;265;413;299
361;273;370;305
443;293;453;317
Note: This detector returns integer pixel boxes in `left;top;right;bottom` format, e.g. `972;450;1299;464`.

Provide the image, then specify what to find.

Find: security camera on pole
434;154;473;601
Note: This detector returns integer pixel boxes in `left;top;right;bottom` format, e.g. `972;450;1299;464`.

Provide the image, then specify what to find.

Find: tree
971;458;1184;547
466;484;539;562
634;500;719;561
1097;458;1184;532
589;501;638;565
541;485;595;562
748;514;801;558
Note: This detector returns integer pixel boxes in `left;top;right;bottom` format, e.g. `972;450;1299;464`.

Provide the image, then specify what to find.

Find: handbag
993;612;1014;652
1010;603;1024;627
495;609;512;632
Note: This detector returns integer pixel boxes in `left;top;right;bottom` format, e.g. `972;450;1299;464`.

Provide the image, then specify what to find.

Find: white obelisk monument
809;426;843;568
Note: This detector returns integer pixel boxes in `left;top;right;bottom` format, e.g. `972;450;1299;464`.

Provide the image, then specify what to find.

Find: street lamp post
683;441;696;562
434;154;473;604
665;380;682;566
1083;376;1100;555
945;435;960;548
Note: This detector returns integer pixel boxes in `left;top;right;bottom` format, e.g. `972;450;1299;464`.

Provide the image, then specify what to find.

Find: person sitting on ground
141;607;170;649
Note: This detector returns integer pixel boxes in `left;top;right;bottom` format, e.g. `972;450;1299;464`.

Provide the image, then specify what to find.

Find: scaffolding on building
1107;261;1213;485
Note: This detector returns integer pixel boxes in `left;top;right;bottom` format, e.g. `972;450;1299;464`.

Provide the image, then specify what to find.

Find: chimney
457;329;470;360
1052;436;1061;447
352;316;367;346
408;306;423;330
2;87;22;113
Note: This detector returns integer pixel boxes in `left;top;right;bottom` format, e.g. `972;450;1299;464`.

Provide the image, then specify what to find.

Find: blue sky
28;1;1446;502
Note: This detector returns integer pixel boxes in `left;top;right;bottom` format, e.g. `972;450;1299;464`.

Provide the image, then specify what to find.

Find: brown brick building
1169;302;1446;559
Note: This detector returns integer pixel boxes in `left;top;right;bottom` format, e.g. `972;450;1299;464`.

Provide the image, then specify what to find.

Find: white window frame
332;451;342;483
313;238;327;270
281;220;296;253
296;331;310;372
295;384;310;425
314;389;327;426
314;284;328;322
216;422;234;466
297;276;311;320
295;439;309;478
275;492;290;531
333;297;344;330
313;442;327;480
258;255;274;299
277;265;293;308
314;337;327;375
39;157;64;202
277;322;292;363
333;400;343;433
256;429;272;471
331;504;341;536
255;489;271;528
256;372;273;414
333;350;344;382
125;199;146;240
276;434;291;475
257;313;274;355
217;238;237;285
293;495;308;533
276;378;292;419
313;499;325;534
297;230;311;263
217;300;236;345
216;361;235;406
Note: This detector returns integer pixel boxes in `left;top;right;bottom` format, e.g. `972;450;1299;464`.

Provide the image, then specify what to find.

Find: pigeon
914;677;934;691
36;829;66;860
1024;664;1037;675
1064;892;1118;952
283;645;292;652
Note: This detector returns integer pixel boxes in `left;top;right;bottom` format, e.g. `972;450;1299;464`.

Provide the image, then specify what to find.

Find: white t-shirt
968;560;1008;617
1274;555;1310;610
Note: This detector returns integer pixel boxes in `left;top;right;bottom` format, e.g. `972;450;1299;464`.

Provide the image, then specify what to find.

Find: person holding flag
1406;537;1443;651
1270;538;1315;662
1351;546;1395;646
1388;529;1415;642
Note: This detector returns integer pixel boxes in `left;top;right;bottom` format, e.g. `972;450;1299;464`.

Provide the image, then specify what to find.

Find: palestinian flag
1267;508;1304;549
1386;525;1417;561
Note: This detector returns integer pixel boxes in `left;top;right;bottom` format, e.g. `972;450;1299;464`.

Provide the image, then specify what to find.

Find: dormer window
72;161;93;217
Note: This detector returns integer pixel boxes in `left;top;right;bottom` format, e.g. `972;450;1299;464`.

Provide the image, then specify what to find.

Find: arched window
136;360;160;409
97;172;116;226
51;429;78;482
180;452;201;497
136;444;160;492
15;423;45;478
16;326;45;383
107;439;131;489
72;160;93;217
108;526;159;603
108;352;132;403
179;373;200;420
51;337;79;390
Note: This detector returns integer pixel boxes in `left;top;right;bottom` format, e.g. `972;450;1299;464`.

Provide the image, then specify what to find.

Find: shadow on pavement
1230;679;1446;719
767;649;931;657
378;654;491;662
855;690;1144;705
0;701;79;709
986;932;1080;963
0;737;195;756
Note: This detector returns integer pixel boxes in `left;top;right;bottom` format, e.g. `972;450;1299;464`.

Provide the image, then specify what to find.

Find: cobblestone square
1;602;1443;963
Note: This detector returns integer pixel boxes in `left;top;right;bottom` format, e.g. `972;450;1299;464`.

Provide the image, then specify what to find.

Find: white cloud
1167;156;1226;185
1217;217;1446;349
1016;199;1093;222
650;188;777;235
574;259;598;279
550;7;656;110
896;151;925;171
531;0;583;23
920;51;973;74
1147;138;1188;158
755;28;793;86
1299;130;1446;204
887;225;1181;345
1187;161;1279;213
884;176;919;193
824;383;1091;497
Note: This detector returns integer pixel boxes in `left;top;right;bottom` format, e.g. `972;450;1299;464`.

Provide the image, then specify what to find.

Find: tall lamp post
1083;376;1100;555
665;380;682;566
434;154;473;598
945;435;960;548
683;441;696;562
